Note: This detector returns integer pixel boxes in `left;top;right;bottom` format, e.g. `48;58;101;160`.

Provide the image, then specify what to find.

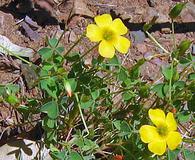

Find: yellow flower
86;14;130;58
139;109;182;155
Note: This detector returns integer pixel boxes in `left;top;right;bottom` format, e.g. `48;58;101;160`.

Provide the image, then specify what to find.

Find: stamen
157;124;168;137
103;29;114;41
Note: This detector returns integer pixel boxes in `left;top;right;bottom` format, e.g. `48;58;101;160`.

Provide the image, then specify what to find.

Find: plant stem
75;93;89;136
171;19;176;50
63;33;85;56
145;31;169;54
80;43;99;59
183;138;195;143
169;62;174;104
0;44;31;65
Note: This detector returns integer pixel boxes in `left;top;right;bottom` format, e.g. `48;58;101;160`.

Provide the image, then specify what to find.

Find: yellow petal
149;109;166;127
167;131;182;150
148;140;166;155
86;24;102;42
166;112;177;131
139;125;160;143
112;18;128;35
99;40;115;58
114;36;130;54
95;14;112;27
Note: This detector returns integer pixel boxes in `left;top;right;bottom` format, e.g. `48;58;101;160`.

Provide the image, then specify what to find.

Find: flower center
102;28;115;41
157;124;168;137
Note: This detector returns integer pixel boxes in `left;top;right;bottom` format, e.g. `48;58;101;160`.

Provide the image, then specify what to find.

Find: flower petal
167;131;182;150
99;40;115;58
148;140;166;155
95;14;112;27
139;125;160;143
166;112;177;131
86;24;102;42
113;36;130;54
149;109;166;127
112;18;128;35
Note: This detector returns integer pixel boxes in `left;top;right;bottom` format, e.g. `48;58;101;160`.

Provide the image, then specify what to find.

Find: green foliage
169;2;187;19
1;7;194;159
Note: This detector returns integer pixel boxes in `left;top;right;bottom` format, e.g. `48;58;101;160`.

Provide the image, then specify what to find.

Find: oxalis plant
0;2;194;160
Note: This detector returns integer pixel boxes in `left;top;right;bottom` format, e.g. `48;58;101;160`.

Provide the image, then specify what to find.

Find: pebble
136;44;148;53
130;30;146;44
147;0;155;7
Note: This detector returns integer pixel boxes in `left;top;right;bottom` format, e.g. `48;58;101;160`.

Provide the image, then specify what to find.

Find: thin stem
63;33;85;56
183;138;195;143
145;31;169;54
0;44;31;65
168;62;174;104
71;43;99;66
171;19;176;50
80;43;99;59
75;93;89;136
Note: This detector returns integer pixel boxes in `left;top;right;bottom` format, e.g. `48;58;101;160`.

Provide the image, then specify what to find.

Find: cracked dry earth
0;0;194;159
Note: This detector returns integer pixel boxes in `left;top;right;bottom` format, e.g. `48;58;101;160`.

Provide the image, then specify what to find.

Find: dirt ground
0;0;194;150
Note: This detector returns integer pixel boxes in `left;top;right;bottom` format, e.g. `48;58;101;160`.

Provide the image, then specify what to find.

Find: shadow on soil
0;0;59;27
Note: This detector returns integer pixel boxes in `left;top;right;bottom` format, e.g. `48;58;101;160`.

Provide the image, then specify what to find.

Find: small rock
161;28;171;34
147;0;155;7
136;44;147;53
21;21;40;41
24;16;39;29
69;30;77;42
130;30;146;44
74;0;94;17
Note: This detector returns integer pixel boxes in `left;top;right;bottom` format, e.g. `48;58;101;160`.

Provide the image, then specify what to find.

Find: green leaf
173;81;185;90
129;58;146;79
113;120;131;136
6;95;19;105
188;94;195;112
48;38;58;48
178;40;192;56
188;73;195;80
17;105;30;113
177;111;191;123
45;129;57;142
162;66;179;81
168;149;180;160
40;101;59;119
69;152;83;160
38;47;53;60
6;84;20;94
67;78;77;92
162;66;172;80
183;149;195;160
91;90;100;100
169;3;187;19
43;117;56;129
113;120;121;130
40;78;58;98
152;83;169;98
56;46;64;54
139;85;149;98
82;139;99;152
66;52;81;62
122;91;135;101
109;55;121;66
118;67;128;82
81;99;94;109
